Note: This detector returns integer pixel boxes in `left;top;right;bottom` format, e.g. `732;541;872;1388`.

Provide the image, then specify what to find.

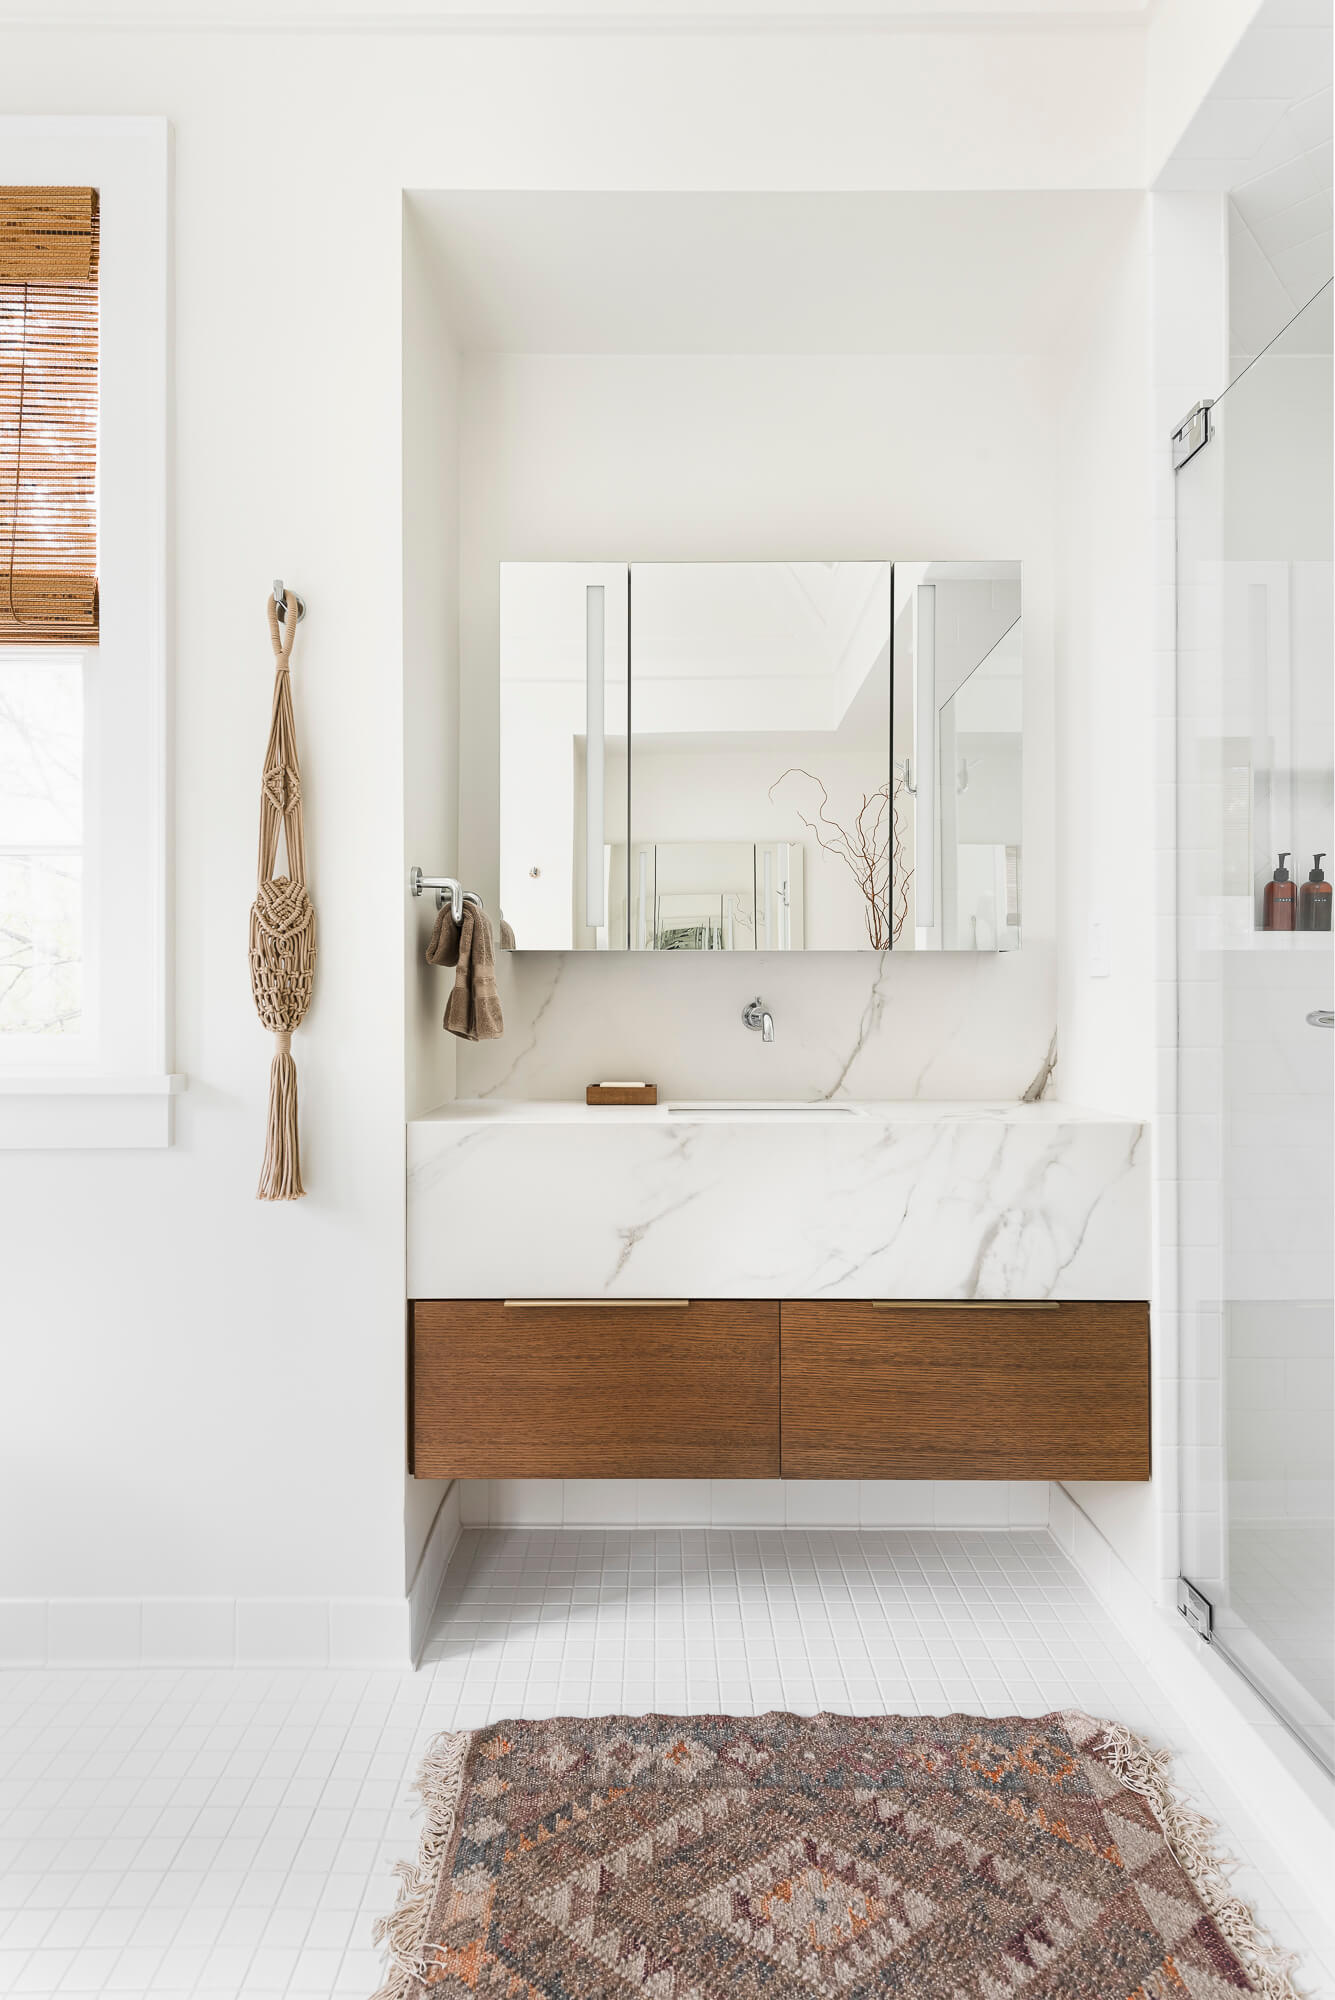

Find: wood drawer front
412;1300;780;1480
780;1302;1150;1481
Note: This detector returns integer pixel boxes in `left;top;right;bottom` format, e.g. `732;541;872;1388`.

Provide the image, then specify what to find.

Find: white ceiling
0;0;1151;22
409;190;1139;353
1156;0;1332;323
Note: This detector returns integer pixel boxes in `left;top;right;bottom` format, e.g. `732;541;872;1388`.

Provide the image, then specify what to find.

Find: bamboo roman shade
0;187;100;644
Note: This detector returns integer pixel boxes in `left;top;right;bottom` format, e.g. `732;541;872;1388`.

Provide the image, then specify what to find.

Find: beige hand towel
425;901;504;1041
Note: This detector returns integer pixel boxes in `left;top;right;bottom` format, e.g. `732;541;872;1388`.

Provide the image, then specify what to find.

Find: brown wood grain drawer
780;1301;1150;1481
411;1299;780;1479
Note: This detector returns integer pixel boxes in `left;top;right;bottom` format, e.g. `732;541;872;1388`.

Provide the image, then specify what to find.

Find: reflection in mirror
892;561;1022;951
613;840;807;951
497;559;1018;951
499;563;629;950
630;563;892;950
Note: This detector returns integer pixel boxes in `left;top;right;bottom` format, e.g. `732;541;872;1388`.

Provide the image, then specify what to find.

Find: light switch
1088;914;1111;979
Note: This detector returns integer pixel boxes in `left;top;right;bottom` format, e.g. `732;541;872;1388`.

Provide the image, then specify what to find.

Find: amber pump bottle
1263;852;1298;930
1299;854;1332;932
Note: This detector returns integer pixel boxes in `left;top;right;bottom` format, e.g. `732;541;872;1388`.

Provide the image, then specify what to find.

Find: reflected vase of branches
768;767;912;949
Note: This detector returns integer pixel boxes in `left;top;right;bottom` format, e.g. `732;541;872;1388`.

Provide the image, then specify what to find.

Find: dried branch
768;766;913;948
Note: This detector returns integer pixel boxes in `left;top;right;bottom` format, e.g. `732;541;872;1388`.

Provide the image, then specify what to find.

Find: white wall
1053;197;1162;1591
402;204;461;1581
1054;205;1156;1123
0;15;1161;1661
454;348;1065;1103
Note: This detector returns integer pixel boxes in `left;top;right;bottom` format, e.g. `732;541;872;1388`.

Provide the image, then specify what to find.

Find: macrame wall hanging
249;590;316;1200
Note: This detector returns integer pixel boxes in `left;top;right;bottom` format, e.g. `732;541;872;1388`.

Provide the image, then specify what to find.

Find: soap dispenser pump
1263;853;1297;931
1299;854;1332;932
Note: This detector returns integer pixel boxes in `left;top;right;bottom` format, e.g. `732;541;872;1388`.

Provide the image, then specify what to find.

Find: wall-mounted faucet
742;996;775;1043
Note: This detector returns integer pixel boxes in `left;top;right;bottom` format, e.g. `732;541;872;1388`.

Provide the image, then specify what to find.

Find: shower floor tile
1;1529;1332;1998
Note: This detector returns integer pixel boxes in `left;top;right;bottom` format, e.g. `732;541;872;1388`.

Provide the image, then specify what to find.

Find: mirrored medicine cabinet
498;559;1021;953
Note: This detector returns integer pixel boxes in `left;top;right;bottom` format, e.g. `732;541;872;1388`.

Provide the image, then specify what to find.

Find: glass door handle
1305;1009;1334;1028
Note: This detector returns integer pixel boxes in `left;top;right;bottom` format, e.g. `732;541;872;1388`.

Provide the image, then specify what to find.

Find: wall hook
273;577;306;626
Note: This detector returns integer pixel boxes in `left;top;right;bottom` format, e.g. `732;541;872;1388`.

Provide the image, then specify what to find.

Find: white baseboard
1;1484;462;1671
459;1479;1052;1530
0;1591;415;1667
408;1478;462;1666
1049;1484;1335;1918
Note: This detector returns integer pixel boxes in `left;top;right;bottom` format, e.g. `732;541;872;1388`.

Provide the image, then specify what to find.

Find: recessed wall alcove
401;188;1141;1117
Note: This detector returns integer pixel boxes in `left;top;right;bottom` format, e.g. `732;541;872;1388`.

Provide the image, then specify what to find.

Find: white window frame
0;118;178;1147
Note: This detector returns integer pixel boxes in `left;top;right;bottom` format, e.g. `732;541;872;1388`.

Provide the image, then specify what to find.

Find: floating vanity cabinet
780;1302;1150;1481
411;1300;781;1479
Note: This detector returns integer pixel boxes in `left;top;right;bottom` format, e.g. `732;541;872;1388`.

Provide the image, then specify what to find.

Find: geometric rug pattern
391;1710;1270;1998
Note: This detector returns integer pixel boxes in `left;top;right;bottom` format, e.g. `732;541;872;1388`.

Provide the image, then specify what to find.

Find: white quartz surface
415;1098;1121;1124
408;1099;1148;1301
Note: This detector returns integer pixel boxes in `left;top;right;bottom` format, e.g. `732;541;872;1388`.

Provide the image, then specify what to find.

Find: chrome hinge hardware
1172;400;1213;470
1177;1577;1214;1640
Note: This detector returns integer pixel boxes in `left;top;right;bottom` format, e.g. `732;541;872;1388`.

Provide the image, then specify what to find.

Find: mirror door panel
629;561;892;952
496;557;1019;952
499;562;629;950
892;560;1022;952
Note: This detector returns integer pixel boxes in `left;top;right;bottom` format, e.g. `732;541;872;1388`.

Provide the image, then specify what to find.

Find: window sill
0;1073;186;1150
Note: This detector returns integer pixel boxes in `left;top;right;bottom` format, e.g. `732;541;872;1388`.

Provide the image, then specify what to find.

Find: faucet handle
742;996;775;1042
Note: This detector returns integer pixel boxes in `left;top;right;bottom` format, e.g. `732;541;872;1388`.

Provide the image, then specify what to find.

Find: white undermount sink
665;1101;865;1119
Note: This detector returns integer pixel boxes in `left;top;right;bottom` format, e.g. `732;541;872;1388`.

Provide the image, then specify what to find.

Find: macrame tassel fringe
257;1037;304;1201
1081;1716;1304;2000
370;1729;473;2000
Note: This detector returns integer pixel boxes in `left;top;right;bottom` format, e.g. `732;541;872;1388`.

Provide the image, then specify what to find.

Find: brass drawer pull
871;1300;1061;1311
503;1298;692;1309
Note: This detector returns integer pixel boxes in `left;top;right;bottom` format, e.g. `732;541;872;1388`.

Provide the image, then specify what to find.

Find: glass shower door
1175;282;1334;1772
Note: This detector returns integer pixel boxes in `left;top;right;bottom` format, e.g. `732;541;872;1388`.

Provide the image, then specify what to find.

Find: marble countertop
416;1097;1132;1125
407;1098;1149;1301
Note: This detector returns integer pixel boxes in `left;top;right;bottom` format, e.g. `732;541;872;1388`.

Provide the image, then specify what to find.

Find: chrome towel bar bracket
410;866;483;922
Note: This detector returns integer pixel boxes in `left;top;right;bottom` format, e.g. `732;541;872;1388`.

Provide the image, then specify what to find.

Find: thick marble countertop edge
407;1099;1150;1302
412;1097;1142;1126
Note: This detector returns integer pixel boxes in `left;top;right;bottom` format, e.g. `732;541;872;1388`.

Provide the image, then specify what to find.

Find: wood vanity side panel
412;1300;781;1479
780;1302;1150;1480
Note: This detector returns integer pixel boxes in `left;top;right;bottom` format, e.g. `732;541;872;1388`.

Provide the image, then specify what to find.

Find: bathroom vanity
407;1100;1151;1484
408;550;1149;1486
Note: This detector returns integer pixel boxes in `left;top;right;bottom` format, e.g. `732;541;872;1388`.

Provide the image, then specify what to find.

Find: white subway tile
329;1599;408;1665
713;1481;785;1526
785;1482;858;1527
0;1600;46;1664
140;1599;235;1664
637;1481;711;1526
561;1481;627;1525
235;1600;330;1664
490;1480;562;1525
932;1483;1009;1528
858;1482;933;1526
46;1599;142;1666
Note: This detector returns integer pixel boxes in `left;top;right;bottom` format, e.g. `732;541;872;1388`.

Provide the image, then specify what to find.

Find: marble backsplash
452;941;1057;1104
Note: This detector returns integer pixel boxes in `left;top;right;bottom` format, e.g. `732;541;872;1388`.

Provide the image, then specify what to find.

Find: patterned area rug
373;1710;1300;2000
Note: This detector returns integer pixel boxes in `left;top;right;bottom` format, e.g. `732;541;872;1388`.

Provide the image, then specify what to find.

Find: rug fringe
1082;1716;1306;2000
370;1728;474;2000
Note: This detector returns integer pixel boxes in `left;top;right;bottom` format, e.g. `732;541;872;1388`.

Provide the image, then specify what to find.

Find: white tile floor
2;1529;1333;1999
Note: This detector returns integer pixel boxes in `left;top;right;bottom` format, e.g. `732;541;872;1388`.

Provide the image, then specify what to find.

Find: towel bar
409;866;483;922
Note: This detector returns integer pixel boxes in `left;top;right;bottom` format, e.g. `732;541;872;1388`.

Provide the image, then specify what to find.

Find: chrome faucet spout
742;996;775;1043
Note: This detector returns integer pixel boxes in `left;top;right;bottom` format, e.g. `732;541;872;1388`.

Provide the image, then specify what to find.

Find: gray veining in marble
408;1099;1148;1301
451;942;1058;1106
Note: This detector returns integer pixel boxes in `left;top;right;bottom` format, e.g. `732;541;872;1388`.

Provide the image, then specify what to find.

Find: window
1;185;99;1047
0;650;86;1036
0;125;172;1146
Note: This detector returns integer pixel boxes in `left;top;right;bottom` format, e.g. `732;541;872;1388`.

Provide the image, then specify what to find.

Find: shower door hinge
1177;1577;1214;1640
1172;400;1213;470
